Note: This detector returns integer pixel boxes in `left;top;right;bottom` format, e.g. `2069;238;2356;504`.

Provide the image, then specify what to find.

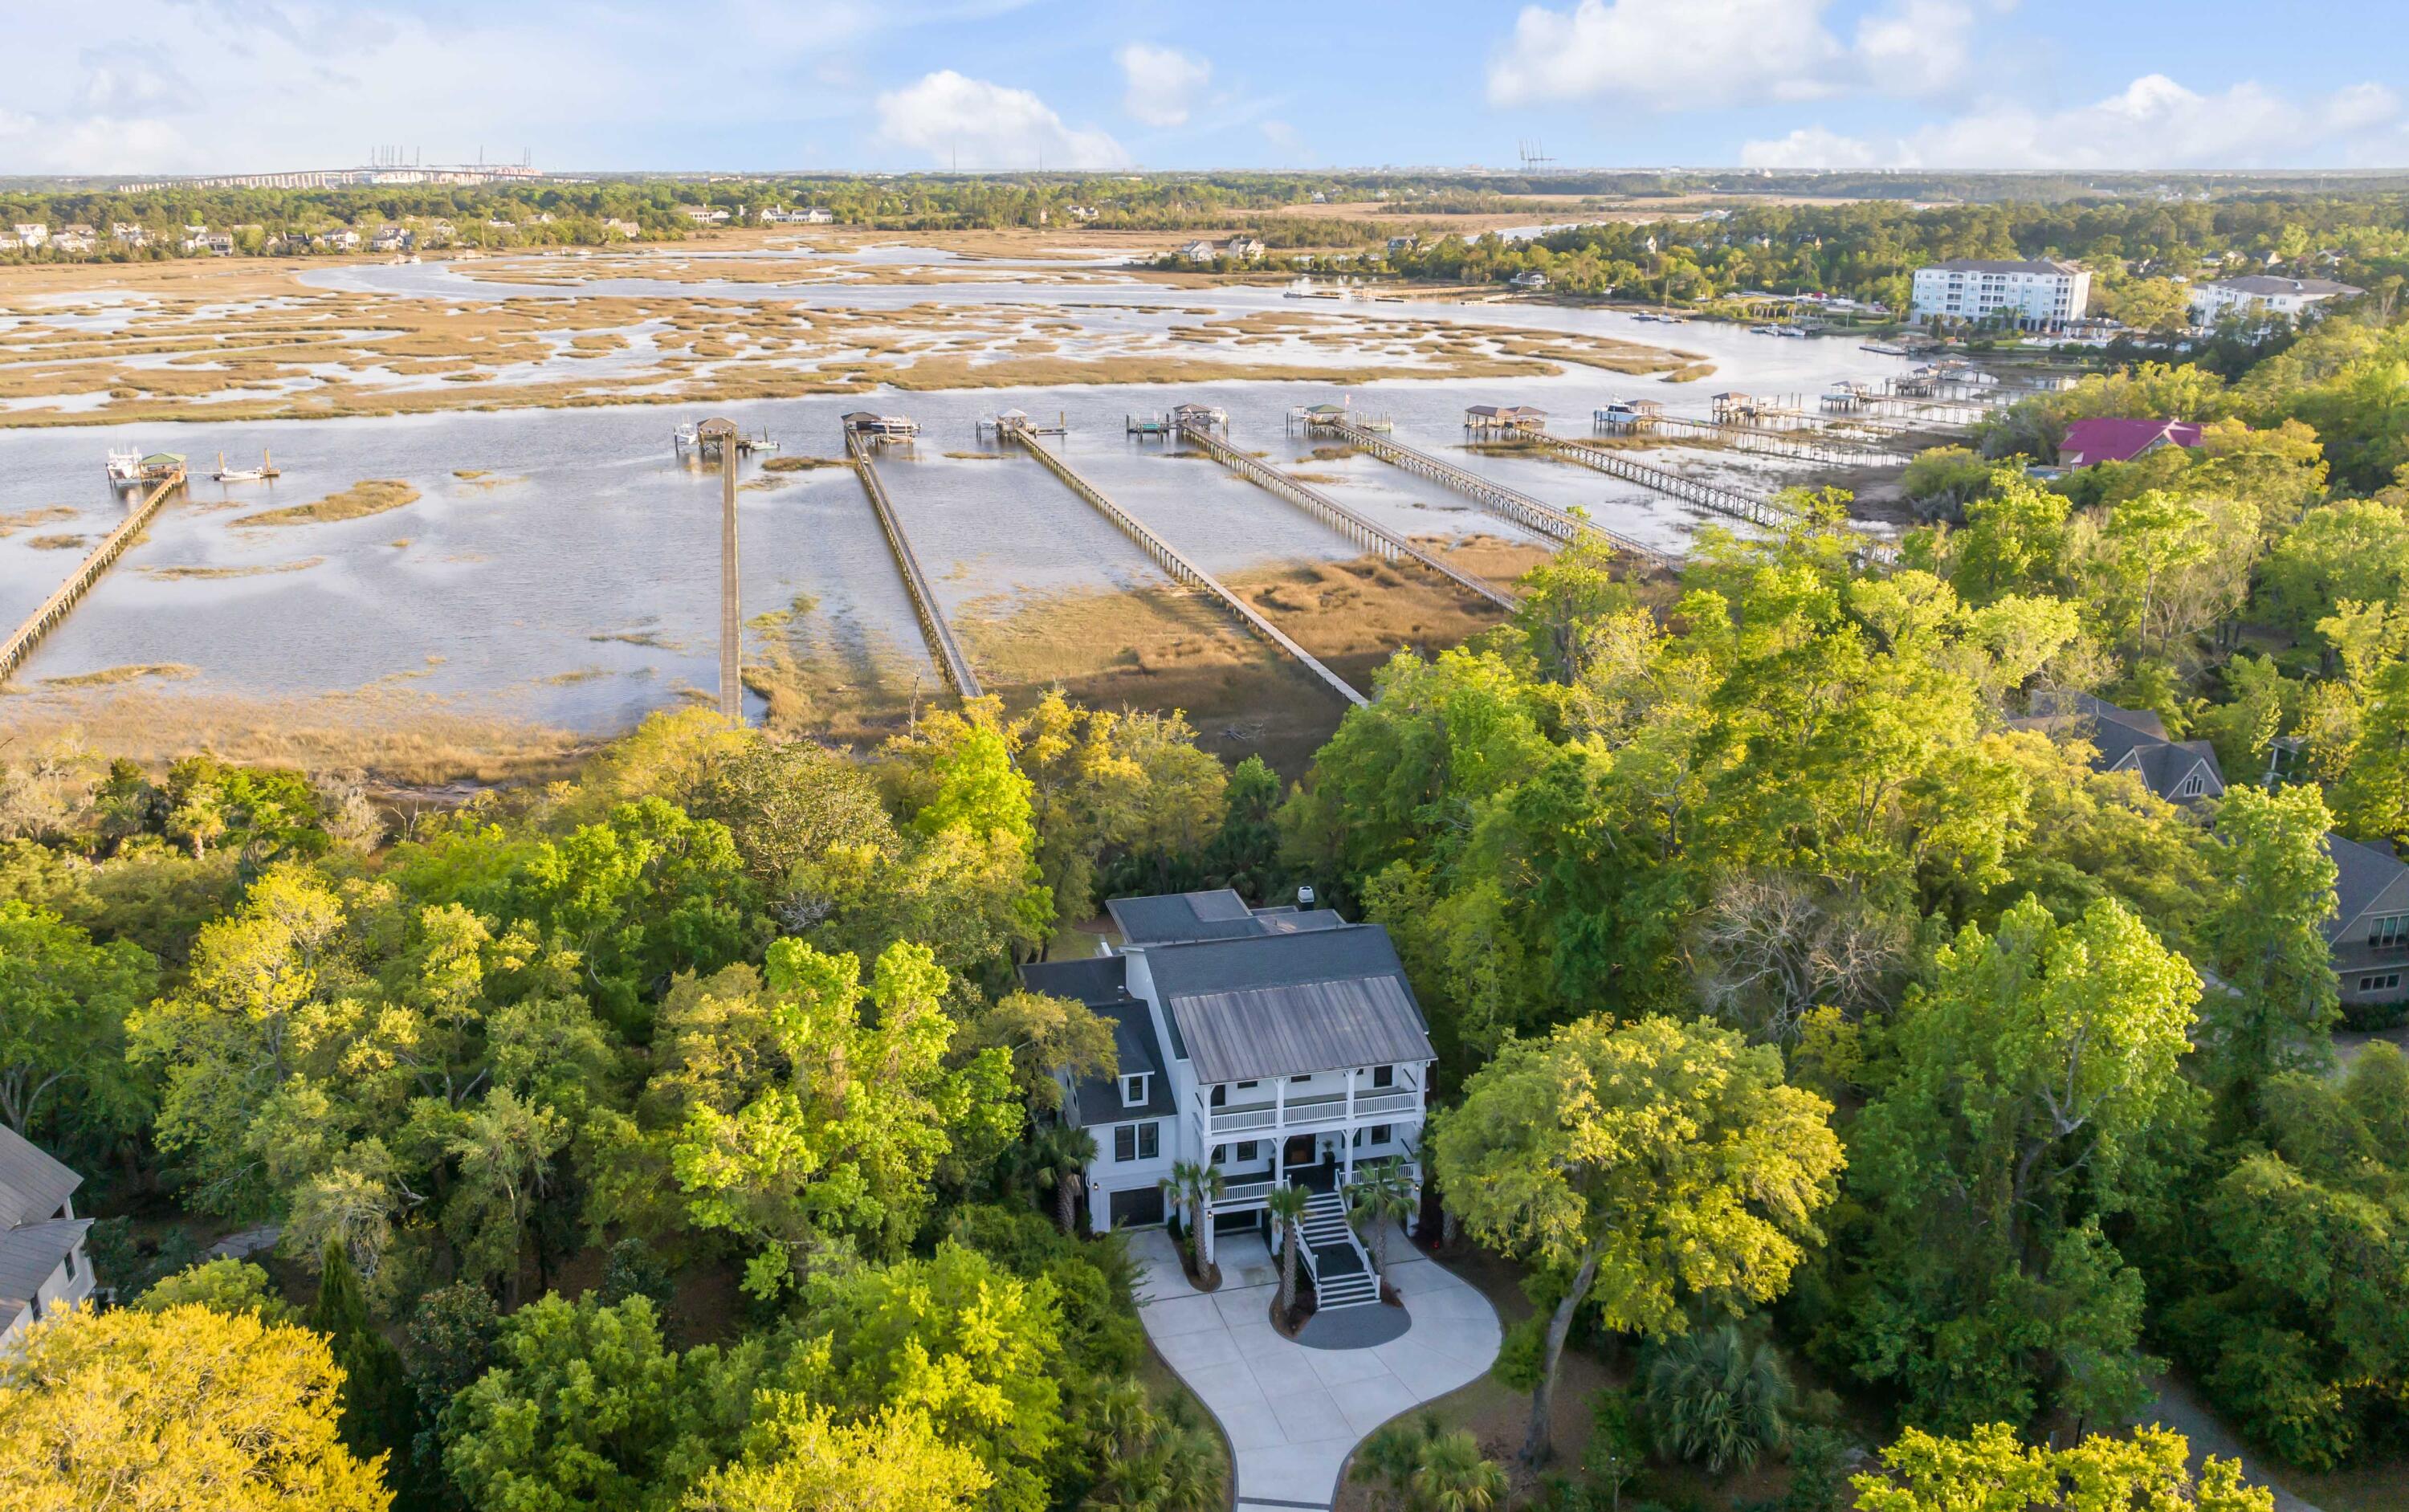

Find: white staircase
1296;1190;1380;1310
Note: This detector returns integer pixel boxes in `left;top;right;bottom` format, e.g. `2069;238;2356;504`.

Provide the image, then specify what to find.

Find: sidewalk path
2135;1372;2321;1512
1132;1225;1502;1512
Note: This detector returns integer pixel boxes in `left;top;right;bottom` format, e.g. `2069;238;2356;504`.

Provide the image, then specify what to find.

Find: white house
1175;238;1217;262
0;1127;96;1356
1510;270;1549;291
2189;275;2363;328
679;206;732;226
1910;258;2091;332
316;227;361;251
760;206;835;226
1222;235;1266;261
1023;890;1433;1311
10;223;47;247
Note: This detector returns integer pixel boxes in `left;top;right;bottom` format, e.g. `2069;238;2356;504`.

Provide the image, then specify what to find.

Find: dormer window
2175;770;2208;799
1122;1074;1149;1108
2372;915;2409;949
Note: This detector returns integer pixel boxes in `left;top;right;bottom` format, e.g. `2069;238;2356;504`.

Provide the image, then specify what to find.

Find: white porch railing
1199;1070;1424;1139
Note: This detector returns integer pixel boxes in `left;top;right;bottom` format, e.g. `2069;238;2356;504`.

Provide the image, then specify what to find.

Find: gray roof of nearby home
0;1127;80;1230
1147;925;1434;1083
2211;275;2363;299
2325;833;2409;943
1019;956;1178;1127
1107;890;1347;946
0;1217;89;1327
2009;692;2225;803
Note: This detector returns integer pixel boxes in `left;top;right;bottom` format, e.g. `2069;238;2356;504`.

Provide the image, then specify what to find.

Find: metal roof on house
1147;924;1433;1082
0;1127;81;1231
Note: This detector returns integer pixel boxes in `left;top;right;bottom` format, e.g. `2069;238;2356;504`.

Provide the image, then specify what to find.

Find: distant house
2011;691;2227;805
369;225;412;253
315;227;361;251
1222;235;1266;260
1386;234;1417;255
1510;270;1549;291
2324;833;2409;1013
0;234;20;254
2057;418;2203;469
601;218;641;240
110;223;148;247
10;223;47;247
53;224;96;254
759;206;834;226
1175;238;1217;262
2190;275;2363;328
679;206;731;226
0;1127;96;1357
184;232;234;256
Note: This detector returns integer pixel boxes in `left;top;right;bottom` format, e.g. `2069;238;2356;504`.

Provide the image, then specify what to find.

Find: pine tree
308;1243;416;1472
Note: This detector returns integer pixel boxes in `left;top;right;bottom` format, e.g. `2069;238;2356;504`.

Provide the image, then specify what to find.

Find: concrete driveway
1131;1225;1503;1511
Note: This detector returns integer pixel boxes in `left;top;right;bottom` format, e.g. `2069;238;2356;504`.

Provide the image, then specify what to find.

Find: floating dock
994;416;1367;708
844;426;982;699
2;466;187;683
1175;417;1518;611
1323;418;1674;570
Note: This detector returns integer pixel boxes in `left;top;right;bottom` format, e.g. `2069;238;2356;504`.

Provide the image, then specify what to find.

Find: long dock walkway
1532;432;1898;564
1325;419;1674;570
1175;420;1518;611
1;468;185;684
846;430;983;699
997;419;1366;708
1624;413;1906;467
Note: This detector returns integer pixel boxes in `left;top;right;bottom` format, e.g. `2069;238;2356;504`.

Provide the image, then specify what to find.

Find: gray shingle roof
2211;275;2363;299
1147;924;1434;1083
2010;693;2225;803
2325;833;2409;943
0;1217;88;1323
1018;955;1177;1127
0;1127;80;1230
1107;890;1347;945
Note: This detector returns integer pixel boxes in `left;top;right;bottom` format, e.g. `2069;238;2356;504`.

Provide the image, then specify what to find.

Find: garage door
1108;1186;1165;1229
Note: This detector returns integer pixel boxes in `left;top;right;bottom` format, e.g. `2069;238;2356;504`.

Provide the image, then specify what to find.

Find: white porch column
1346;1067;1357;1122
1199;1196;1217;1267
1274;1077;1286;1133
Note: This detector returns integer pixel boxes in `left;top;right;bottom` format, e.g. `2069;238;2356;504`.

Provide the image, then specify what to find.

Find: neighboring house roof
0;1127;81;1229
2058;418;2203;468
1106;889;1346;946
2009;691;2227;804
1018;955;1178;1127
2208;275;2363;299
2324;833;2409;944
1147;925;1435;1083
0;1218;91;1331
1924;258;2081;275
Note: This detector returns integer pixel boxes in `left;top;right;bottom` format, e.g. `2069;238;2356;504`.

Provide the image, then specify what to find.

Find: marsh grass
234;479;421;528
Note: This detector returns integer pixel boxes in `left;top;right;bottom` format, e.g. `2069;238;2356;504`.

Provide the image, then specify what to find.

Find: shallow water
0;276;1918;729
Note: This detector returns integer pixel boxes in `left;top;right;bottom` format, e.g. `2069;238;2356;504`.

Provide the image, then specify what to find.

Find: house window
1237;1141;1258;1162
1236;1080;1259;1090
1209;1085;1227;1107
2358;972;2402;994
1290;1074;1310;1084
1121;1074;1149;1108
1139;1123;1160;1160
1371;1124;1394;1146
2175;770;2208;798
1372;1065;1395;1089
1212;1145;1226;1165
2371;915;2409;949
1114;1126;1135;1162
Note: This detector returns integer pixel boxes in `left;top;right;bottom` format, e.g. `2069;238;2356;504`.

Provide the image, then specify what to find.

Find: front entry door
1282;1134;1316;1170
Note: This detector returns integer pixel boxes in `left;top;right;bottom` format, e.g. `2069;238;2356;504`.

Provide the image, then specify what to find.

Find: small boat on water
1750;324;1781;336
1774;325;1808;339
212;449;279;483
1860;342;1910;356
105;447;143;483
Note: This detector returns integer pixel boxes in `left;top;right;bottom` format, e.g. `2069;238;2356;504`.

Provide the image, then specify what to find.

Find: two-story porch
1199;1065;1427;1215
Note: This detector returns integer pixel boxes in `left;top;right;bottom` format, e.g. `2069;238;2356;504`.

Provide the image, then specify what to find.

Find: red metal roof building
2057;418;2203;468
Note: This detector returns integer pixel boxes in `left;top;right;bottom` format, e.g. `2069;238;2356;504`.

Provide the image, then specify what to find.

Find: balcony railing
1195;1071;1425;1139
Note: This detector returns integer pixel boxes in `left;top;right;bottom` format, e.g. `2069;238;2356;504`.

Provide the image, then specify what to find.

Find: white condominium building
1910;259;2091;332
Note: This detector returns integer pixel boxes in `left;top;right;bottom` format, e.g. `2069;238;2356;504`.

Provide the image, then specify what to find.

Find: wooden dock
1;467;186;684
996;418;1367;709
1175;418;1518;611
845;430;983;699
1532;432;1898;564
1326;419;1675;570
1595;410;1906;467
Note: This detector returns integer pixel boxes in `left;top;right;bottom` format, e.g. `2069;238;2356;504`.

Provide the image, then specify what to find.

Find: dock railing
1330;418;1674;569
1;467;185;683
846;430;983;699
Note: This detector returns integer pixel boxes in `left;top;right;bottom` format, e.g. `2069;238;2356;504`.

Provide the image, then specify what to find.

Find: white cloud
1487;0;1979;111
876;70;1129;170
1742;74;2402;169
1117;43;1212;128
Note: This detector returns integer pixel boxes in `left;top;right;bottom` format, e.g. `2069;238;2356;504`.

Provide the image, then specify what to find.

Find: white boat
749;436;781;453
211;448;279;482
1860;342;1909;356
673;422;699;450
1774;326;1808;339
105;447;144;482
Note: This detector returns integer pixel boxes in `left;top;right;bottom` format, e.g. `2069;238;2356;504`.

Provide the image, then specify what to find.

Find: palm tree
1351;1415;1504;1512
1641;1319;1796;1476
1266;1183;1311;1320
1024;1123;1095;1234
1346;1159;1416;1294
1408;1429;1506;1512
1160;1159;1225;1273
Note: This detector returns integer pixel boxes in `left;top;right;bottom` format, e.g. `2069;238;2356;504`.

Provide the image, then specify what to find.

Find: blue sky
8;0;2407;176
